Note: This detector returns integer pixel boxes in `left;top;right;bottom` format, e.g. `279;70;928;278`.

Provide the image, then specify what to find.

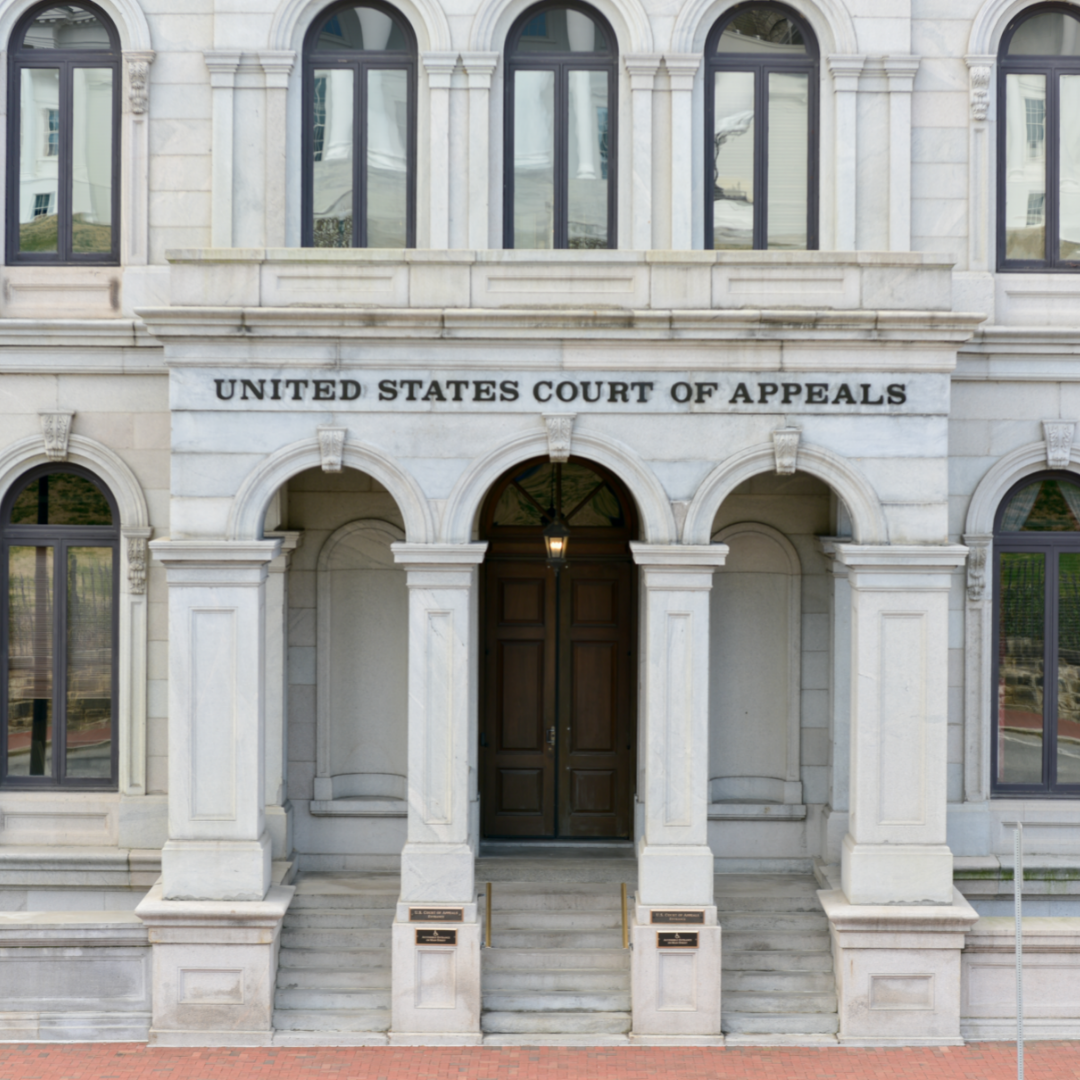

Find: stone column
965;56;995;271
204;51;242;247
259;52;296;248
665;55;700;251
628;543;727;1043
827;55;864;251
138;539;292;1047
461;53;499;249
884;57;919;252
388;543;487;1045
625;55;662;250
422;54;458;250
836;545;967;905
123;52;155;265
265;531;302;860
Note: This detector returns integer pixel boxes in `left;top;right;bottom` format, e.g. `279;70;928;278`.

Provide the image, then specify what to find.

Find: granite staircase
272;872;398;1045
716;873;839;1044
479;852;635;1045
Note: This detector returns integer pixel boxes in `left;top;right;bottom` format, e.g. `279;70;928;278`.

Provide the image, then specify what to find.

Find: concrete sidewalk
0;1043;1076;1080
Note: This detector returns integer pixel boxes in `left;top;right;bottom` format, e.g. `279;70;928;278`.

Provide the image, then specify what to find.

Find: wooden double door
481;558;634;839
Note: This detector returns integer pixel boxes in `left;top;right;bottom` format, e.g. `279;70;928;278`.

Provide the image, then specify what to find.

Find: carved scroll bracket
125;51;155;116
122;527;153;596
964;536;991;602
772;426;801;475
39;411;74;462
969;64;991;121
1043;419;1076;469
543;413;576;463
317;426;347;473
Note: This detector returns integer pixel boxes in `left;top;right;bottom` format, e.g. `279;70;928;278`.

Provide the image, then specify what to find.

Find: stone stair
716;873;839;1044
272;872;398;1045
478;854;635;1045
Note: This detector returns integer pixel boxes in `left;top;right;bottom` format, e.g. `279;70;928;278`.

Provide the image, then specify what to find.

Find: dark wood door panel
570;642;617;752
497;640;545;751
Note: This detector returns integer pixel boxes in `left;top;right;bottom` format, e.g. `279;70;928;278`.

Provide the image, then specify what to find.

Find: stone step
290;894;399;911
483;948;629;971
272;1008;390;1033
719;913;828;933
488;930;625;950
722;970;835;993
722;951;833;972
490;910;623;931
482;969;630;992
485;889;624;912
275;987;392;1011
715;895;824;913
278;948;391;970
483;1034;630;1047
277;967;391;990
281;928;391;950
482;990;632;1013
721;931;831;953
722;990;838;1015
286;910;393;930
481;1011;632;1035
722;1012;840;1036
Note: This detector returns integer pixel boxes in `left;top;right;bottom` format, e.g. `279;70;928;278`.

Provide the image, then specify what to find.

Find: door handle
546;726;556;749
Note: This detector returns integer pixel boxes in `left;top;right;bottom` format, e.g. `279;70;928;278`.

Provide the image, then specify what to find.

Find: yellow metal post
621;882;628;949
486;882;492;948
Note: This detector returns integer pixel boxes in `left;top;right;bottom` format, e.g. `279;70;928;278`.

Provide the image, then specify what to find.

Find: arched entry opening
479;455;637;839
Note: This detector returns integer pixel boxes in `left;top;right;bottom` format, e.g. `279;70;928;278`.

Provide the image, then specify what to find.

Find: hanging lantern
543;517;570;571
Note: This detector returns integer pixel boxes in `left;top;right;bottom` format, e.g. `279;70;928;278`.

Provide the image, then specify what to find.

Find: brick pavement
0;1043;1078;1080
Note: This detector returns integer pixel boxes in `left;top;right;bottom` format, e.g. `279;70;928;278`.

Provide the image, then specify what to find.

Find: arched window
7;2;120;264
1;466;119;788
705;2;818;251
302;2;417;248
998;4;1080;270
504;3;617;250
993;471;1080;795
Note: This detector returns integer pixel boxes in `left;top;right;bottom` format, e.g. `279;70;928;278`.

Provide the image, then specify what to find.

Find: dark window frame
996;2;1080;272
503;1;619;250
991;469;1080;797
703;0;819;251
6;1;121;266
301;0;418;249
0;464;120;790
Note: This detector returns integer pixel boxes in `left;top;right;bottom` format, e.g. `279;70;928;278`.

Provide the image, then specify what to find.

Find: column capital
630;542;729;571
265;529;303;572
461;51;499;88
150;538;281;585
827;53;866;90
391;542;488;569
663;53;701;91
204;49;243;87
422;51;459;87
834;544;968;574
883;54;920;91
257;49;296;89
624;52;663;89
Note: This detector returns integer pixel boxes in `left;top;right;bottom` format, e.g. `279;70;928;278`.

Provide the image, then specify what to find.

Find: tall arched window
998;4;1080;270
302;2;417;248
993;471;1080;795
705;2;818;251
6;2;120;264
1;466;119;788
504;3;617;249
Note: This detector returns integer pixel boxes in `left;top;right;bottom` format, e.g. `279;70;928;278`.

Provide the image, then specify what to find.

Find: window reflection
514;69;556;249
713;71;755;250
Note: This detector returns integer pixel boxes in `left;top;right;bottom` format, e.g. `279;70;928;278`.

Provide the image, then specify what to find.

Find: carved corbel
1043;420;1075;468
772;427;801;475
543;414;575;463
39;411;74;462
123;528;153;595
125;51;155;115
965;540;990;602
969;64;991;121
317;427;347;473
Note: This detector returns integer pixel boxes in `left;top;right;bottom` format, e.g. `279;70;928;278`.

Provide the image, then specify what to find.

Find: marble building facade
1;0;1080;1049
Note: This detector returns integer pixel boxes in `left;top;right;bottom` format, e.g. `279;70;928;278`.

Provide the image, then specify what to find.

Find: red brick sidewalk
0;1043;1078;1080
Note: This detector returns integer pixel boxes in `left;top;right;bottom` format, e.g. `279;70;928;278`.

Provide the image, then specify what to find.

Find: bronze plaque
409;907;464;923
416;928;457;946
657;931;699;948
651;910;705;925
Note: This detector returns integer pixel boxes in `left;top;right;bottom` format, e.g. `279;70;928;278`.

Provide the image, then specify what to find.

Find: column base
391;913;480;1038
161;833;272;901
819;887;977;1046
400;842;475;903
841;835;953;905
637;842;714;906
135;883;294;1045
631;896;721;1038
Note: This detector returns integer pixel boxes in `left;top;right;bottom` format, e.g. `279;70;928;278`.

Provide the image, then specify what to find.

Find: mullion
556;62;568;250
354;60;365;249
1046;65;1059;267
55;539;67;783
754;65;768;251
59;62;73;264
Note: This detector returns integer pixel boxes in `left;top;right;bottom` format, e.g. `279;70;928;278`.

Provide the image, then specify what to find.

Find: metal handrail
621;882;628;949
486;882;492;949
